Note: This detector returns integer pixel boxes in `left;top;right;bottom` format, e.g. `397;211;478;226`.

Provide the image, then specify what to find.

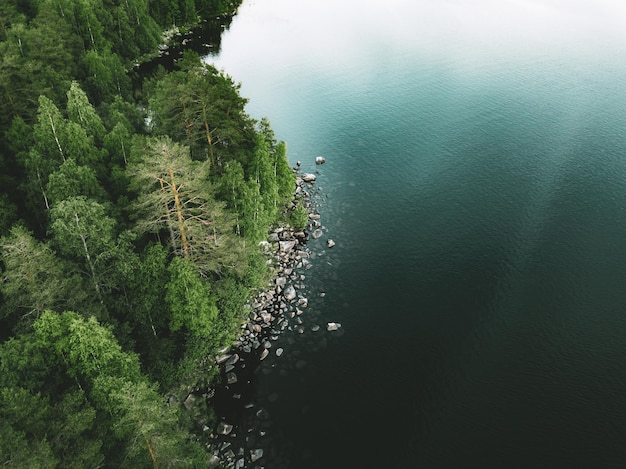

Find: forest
0;0;302;466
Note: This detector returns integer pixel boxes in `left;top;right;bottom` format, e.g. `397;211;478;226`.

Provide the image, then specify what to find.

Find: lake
209;1;626;467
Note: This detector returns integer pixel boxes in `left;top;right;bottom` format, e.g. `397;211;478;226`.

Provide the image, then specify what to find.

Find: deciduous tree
49;196;116;305
0;225;71;327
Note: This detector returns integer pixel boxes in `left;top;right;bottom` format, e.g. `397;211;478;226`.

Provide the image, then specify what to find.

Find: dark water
209;1;626;467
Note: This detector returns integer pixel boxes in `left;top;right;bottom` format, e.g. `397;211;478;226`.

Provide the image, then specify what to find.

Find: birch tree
0;225;71;325
49;196;115;304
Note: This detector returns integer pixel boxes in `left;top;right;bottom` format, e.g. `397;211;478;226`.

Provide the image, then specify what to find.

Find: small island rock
327;322;342;331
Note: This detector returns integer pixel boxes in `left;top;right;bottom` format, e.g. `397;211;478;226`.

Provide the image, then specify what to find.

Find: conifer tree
128;137;245;275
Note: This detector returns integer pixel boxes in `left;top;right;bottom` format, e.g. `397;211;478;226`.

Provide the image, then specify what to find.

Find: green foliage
0;194;18;236
50;196;132;318
250;132;279;221
213;274;251;342
66;81;106;144
108;378;207;468
120;242;170;334
0;225;73;329
0;387;102;469
0;7;81;130
0;413;58;468
290;202;309;231
241;250;271;288
82;50;132;103
0;1;294;465
0;311;206;467
215;160;248;236
100;96;147;134
149;58;254;165
4;116;33;161
23;94;108;222
50;196;116;264
166;257;218;336
128;136;245;275
47;159;106;205
104;122;132;166
258;117;295;206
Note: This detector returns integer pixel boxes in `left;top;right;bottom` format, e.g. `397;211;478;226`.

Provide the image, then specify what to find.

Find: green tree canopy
128;137;245;275
0;225;72;329
149;58;254;167
0;311;207;468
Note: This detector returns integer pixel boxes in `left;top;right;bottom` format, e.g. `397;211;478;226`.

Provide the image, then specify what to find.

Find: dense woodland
0;0;302;466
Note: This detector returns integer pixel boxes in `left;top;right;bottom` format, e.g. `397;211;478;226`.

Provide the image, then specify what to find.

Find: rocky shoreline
203;159;337;468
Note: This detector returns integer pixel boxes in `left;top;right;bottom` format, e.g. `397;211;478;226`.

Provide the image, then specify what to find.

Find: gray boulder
327;322;342;331
279;240;297;252
224;354;239;366
284;285;297;301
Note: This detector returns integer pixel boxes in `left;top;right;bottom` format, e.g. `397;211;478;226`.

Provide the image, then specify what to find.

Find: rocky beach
200;158;340;468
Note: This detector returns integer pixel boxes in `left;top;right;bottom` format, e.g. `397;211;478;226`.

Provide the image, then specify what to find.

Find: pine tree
128;137;245;275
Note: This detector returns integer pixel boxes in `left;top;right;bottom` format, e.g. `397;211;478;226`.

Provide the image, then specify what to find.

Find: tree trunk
159;178;178;254
167;166;189;259
75;212;103;303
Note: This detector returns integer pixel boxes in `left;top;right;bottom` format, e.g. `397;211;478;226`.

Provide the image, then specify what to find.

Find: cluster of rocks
205;159;342;468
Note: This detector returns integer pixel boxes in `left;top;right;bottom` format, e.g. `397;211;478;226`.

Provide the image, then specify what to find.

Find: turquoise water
210;1;626;467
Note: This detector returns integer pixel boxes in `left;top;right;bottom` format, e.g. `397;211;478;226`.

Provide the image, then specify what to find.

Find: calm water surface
210;1;626;467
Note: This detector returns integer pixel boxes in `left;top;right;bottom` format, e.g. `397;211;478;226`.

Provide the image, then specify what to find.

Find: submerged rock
312;228;323;239
250;448;264;462
217;422;233;435
226;372;238;384
256;408;270;420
